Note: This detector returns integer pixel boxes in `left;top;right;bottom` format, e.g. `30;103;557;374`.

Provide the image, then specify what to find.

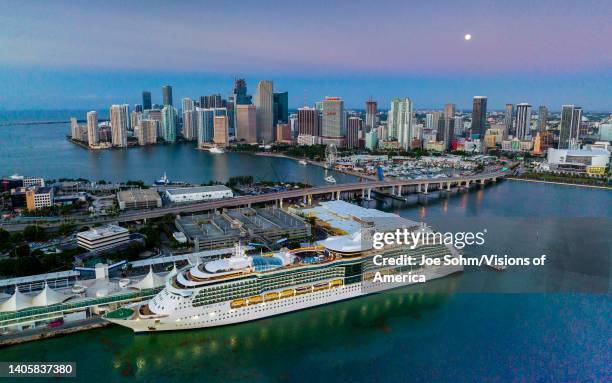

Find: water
0;119;356;185
1;181;610;382
1;112;610;382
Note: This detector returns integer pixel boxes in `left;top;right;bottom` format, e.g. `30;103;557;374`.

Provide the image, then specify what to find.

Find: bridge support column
303;195;307;204
361;189;365;199
417;184;421;193
424;183;429;194
367;188;371;200
336;190;341;200
397;185;402;196
248;203;251;208
447;182;451;191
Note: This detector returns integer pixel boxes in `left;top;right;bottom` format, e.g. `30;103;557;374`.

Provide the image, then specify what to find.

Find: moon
464;34;472;41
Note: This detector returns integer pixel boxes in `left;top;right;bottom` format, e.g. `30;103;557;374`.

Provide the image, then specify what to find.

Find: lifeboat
247;296;263;305
230;299;246;309
295;286;312;295
330;279;343;288
313;283;330;291
264;292;280;301
280;289;295;298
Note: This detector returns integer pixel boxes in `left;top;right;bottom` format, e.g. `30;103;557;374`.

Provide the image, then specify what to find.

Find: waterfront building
86;111;98;147
347;117;362;148
504;103;513;136
77;225;130;252
70;117;80;140
296;134;321;146
235;104;257;144
142;91;152;110
161;105;177;143
298;106;320;137
515;103;532;140
388;98;413;150
165;185;233;203
546;147;610;173
276;123;293;144
162;85;173;106
130;111;141;132
182;110;197;141
255;80;274;143
471;96;487;137
365;130;378;150
365;98;377;132
538;105;548;133
273;92;289;125
25;187;54;211
110;105;128;147
321;97;344;145
135;120;157;145
117;189;162;210
213;108;229;147
559;105;582;149
196;108;215;147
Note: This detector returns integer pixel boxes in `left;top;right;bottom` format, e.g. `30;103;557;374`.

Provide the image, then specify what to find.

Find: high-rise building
559;105;582;149
365;130;378;150
182;98;194;112
196;108;215;147
134;104;143;113
130;111;141;132
273;92;289;125
161;105;177;142
233;78;252;105
70;117;80;140
182;110;197;140
135;120;157;145
453;116;464;137
504;103;513;136
537;106;548;134
213;108;229;147
347;117;362;148
275;123;292;143
86;111;98;147
515;103;532;140
365;98;377;132
235;104;257;144
425;113;434;130
142;91;152;110
442;103;455;148
321;97;344;139
471;96;487;137
388;98;413;150
110;105;128;147
162;85;173;106
255;80;274;143
297;107;320;137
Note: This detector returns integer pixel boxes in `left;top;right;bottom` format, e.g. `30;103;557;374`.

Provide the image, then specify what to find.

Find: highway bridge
1;170;509;231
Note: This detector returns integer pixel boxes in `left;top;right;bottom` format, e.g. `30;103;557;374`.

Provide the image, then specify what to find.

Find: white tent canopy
133;267;166;290
32;282;69;307
0;288;33;312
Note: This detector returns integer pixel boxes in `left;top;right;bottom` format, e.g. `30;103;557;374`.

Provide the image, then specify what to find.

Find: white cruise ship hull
107;263;462;333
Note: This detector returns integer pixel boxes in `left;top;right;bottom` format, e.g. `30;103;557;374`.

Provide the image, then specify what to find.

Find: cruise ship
104;201;462;332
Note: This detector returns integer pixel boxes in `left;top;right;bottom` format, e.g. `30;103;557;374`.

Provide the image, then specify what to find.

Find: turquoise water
1;181;610;382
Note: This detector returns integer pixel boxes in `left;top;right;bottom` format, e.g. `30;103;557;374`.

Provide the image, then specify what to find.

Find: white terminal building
546;147;610;173
76;225;130;251
165;185;233;203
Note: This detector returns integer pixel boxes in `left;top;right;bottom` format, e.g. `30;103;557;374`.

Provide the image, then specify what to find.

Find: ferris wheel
325;144;338;168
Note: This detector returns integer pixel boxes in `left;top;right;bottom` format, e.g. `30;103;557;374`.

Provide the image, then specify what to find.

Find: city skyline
0;0;611;110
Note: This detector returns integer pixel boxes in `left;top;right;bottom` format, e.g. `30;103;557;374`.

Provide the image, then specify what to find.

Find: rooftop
117;188;161;203
77;225;129;241
165;185;231;195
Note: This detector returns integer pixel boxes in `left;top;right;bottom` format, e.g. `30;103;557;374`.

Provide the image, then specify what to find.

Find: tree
23;225;47;242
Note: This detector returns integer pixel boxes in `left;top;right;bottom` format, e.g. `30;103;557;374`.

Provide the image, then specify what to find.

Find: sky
0;0;611;111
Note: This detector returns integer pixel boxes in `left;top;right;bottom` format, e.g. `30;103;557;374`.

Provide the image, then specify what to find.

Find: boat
324;175;336;183
299;159;308;166
208;147;225;154
104;201;463;332
154;172;170;185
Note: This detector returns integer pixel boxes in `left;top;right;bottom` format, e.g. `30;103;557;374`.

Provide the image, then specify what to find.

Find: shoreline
0;318;111;348
506;177;612;190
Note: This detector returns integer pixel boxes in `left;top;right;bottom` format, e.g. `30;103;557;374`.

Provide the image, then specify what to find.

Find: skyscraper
110;105;128;147
255;80;274;143
537;106;548;134
161;105;177;142
196;108;214;147
347;117;362;148
136;120;157;145
182;110;197;140
388;98;413;150
471;96;487;137
425;113;434;130
162;85;173;106
515;103;532;140
182;97;194;112
273;92;289;125
297;107;320;137
365;98;377;132
213;108;229;147
504;103;513;136
235;104;257;144
233;78;252;105
86;111;98;147
453;116;464;137
559;105;582;149
321;97;344;140
142;91;152;110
